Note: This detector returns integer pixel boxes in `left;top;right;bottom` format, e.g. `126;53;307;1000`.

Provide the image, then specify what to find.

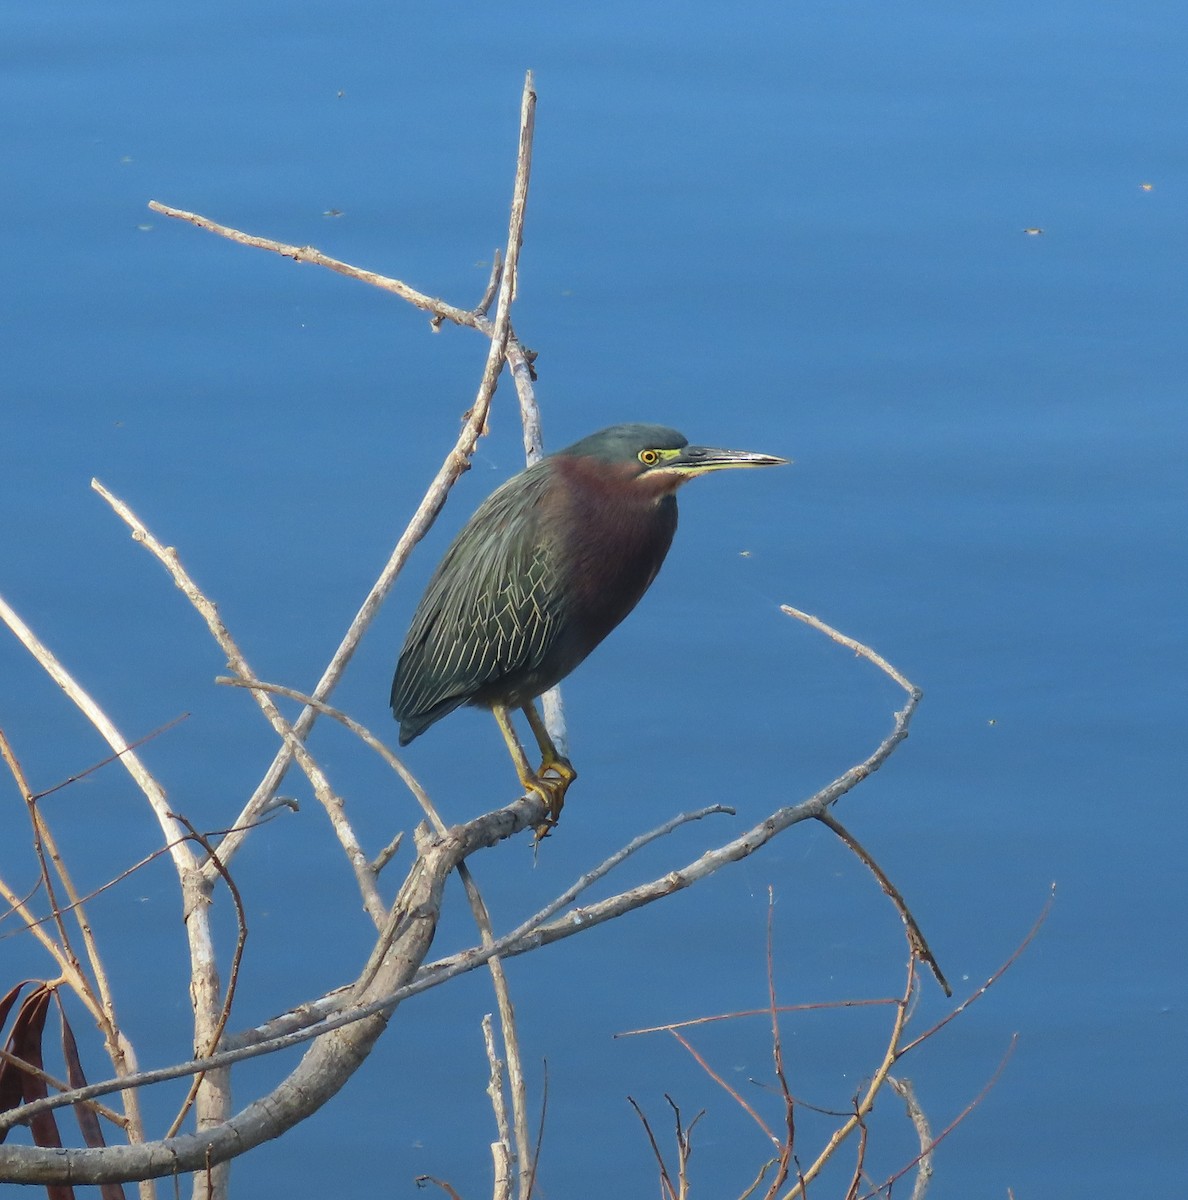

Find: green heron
391;422;787;833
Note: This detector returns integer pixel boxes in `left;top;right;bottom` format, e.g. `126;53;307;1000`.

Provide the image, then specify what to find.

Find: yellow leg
522;700;577;785
492;703;572;838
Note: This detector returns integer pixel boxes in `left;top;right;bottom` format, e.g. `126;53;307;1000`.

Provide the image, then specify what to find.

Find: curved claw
539;755;576;785
528;770;574;840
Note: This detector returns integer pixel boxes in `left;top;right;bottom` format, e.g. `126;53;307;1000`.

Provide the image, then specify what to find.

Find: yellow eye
638;448;660;466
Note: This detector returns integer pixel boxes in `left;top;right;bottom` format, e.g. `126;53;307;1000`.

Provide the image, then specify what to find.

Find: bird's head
556;423;789;498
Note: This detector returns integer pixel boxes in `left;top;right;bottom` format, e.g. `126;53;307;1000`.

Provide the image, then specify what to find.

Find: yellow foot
539;753;576;782
526;769;575;841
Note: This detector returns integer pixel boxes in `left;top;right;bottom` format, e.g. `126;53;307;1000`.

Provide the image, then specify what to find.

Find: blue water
3;2;1186;1196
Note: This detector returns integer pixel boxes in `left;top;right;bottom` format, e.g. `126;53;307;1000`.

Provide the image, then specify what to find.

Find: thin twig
472;249;504;319
91;481;385;928
740;1161;778;1200
781;606;920;697
669;1029;778;1145
764;888;794;1199
215;678;445;834
899;886;1054;1056
671;1097;704;1200
482;1014;512;1200
23;773;148;1147
842;1114;869;1200
217;673;535;1190
455;865;533;1200
0;712;152;1147
779;959;919;1200
0;594;196;873
816;812;950;996
0;828;265;944
617;997;899;1040
150;73;538;880
163;819;248;1139
0;1048;127;1129
414;1175;465;1200
863;1039;1018;1200
148;202;479;331
527;1060;548;1200
371;832;404;875
2;732;82;1001
29;714;189;803
0;596;215;1148
886;1077;933;1200
0;727;896;1140
628;1097;678;1200
1;602;923;1171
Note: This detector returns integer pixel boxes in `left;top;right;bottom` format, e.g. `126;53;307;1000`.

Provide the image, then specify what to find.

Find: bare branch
91;480;385;928
0;71;962;1196
669;1028;779;1145
189;70;538;873
482;1014;512;1200
899;886;1054;1056
472;249;504;320
816;812;950;996
415;1175;466;1200
28;714;188;803
0;792;539;1182
215;677;446;835
0;607;200;1148
6;737;149;1148
781;606;919;698
628;1096;678;1200
146;202;480;331
163;818;249;1140
0;598;922;1166
866;1039;1018;1200
617;997;899;1040
778;959;918;1199
456;862;532;1199
764;888;794;1197
0;594;196;873
0;1047;126;1130
886;1077;933;1200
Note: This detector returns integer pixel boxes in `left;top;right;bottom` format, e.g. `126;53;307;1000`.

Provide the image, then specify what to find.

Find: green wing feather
391;463;564;741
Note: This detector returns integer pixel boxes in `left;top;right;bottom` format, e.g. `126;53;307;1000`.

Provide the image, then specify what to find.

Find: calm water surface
2;2;1185;1196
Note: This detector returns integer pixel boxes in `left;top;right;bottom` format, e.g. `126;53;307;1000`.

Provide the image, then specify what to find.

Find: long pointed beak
665;444;790;478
